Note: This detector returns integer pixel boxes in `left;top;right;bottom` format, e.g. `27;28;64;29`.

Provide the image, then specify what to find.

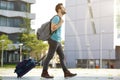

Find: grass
0;63;16;68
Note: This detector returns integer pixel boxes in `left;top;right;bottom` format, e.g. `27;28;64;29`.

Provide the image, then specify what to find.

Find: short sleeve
51;16;60;24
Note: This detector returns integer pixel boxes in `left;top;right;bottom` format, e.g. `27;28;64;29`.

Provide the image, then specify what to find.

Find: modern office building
65;0;120;68
0;0;35;63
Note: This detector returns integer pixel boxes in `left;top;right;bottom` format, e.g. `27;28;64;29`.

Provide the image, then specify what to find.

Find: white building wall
0;10;35;19
65;0;115;68
0;26;24;34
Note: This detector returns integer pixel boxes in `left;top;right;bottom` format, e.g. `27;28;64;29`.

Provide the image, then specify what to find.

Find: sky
31;0;65;40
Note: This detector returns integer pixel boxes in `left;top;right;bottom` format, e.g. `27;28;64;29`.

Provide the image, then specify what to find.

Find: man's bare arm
51;19;63;32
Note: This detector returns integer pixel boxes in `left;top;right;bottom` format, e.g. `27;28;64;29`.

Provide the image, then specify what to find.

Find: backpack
37;15;60;41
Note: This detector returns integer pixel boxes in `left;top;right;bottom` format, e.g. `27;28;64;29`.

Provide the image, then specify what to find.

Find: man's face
60;5;66;15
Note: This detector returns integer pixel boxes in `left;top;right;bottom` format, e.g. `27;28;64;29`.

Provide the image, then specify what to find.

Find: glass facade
0;16;7;26
0;0;34;64
0;1;30;12
8;33;20;43
0;16;24;27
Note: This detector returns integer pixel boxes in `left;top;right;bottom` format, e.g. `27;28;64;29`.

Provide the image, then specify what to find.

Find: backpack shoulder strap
50;15;61;22
50;15;61;33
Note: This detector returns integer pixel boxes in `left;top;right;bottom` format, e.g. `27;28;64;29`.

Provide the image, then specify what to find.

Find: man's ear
58;9;61;12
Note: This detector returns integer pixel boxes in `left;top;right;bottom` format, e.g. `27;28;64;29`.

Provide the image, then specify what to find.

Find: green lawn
0;63;16;68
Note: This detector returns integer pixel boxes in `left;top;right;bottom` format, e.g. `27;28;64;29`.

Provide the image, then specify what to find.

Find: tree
0;34;14;67
0;34;14;51
19;2;31;34
18;3;48;60
20;33;48;60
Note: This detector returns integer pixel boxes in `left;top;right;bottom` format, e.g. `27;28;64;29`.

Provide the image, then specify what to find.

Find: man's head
55;3;66;15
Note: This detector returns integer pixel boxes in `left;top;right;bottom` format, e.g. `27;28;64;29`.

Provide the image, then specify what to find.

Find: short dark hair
55;3;63;13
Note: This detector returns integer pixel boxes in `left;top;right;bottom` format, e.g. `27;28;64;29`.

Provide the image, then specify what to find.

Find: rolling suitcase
14;55;46;78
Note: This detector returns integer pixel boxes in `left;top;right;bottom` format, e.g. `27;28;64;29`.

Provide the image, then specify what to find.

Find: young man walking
41;3;77;78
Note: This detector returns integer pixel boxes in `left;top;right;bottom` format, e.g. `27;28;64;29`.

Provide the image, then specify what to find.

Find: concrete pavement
0;68;120;80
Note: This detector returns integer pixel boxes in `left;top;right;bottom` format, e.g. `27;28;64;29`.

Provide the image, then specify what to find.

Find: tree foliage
20;33;48;60
0;34;14;51
18;3;48;60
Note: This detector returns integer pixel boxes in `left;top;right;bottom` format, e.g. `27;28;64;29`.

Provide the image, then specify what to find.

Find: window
0;1;30;12
0;16;7;26
0;1;7;9
14;2;30;12
0;1;14;10
0;16;24;27
7;2;14;10
7;18;14;27
14;18;23;27
21;3;30;12
21;3;27;12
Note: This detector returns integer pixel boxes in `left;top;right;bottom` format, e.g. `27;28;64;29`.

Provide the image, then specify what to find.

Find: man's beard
61;11;66;15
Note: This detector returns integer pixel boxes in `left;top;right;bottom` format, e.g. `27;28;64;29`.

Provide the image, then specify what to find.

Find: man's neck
57;13;63;18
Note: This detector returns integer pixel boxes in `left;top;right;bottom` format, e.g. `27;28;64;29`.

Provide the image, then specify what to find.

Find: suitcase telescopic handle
36;55;46;64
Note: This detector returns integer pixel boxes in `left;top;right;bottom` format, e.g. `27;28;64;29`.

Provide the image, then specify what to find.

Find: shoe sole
65;74;77;79
41;77;54;79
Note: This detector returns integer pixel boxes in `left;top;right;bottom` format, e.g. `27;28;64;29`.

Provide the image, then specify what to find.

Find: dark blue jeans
43;38;68;72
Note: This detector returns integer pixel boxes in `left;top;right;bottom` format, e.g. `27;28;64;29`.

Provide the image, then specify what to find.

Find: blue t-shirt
50;16;62;42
